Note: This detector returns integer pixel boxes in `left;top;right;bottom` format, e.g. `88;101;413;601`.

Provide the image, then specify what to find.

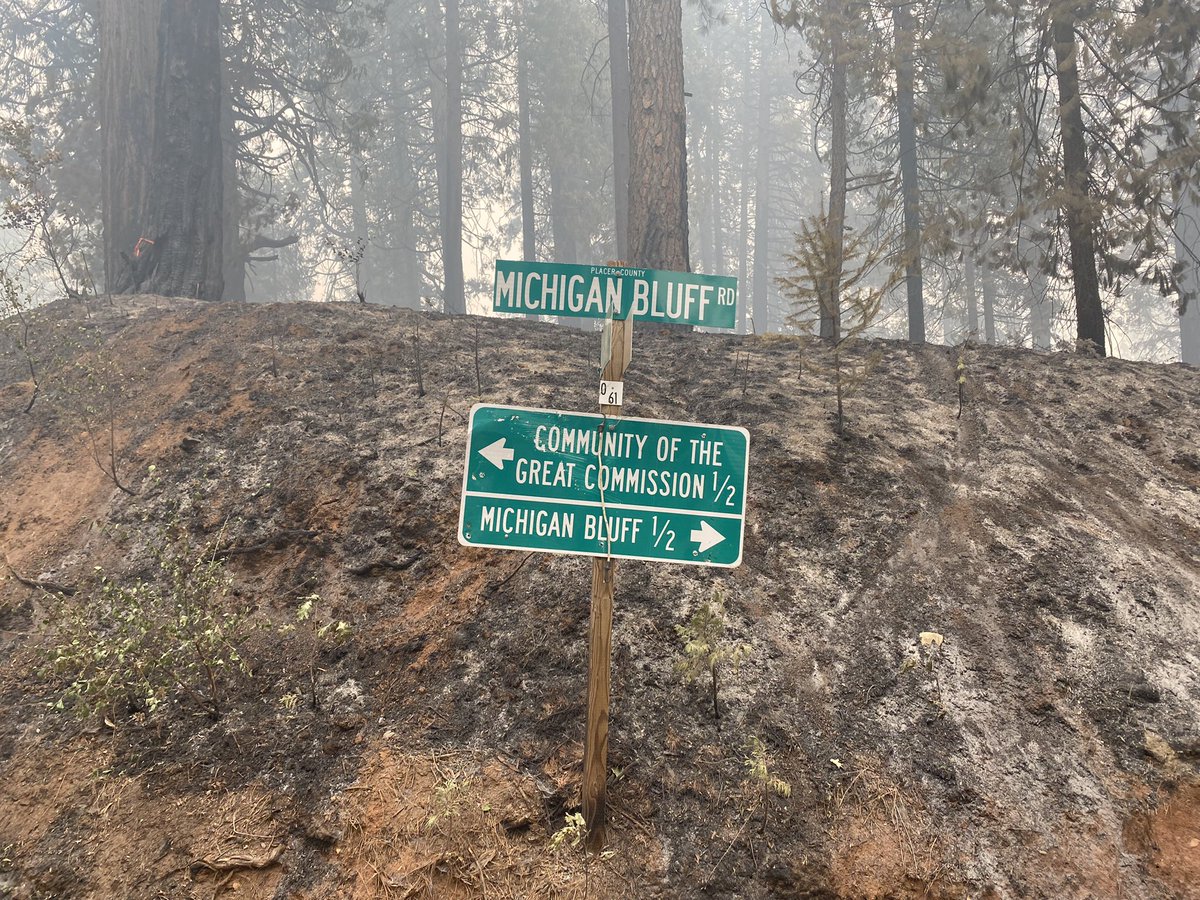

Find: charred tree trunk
608;0;631;261
628;0;690;282
893;0;924;343
1051;3;1105;354
99;0;223;299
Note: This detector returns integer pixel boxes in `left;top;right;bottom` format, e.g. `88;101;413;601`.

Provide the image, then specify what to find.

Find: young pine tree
778;210;900;434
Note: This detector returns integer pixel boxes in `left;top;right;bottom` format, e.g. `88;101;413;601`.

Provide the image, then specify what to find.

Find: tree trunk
822;22;847;342
964;249;979;340
440;0;466;314
1167;63;1199;365
751;10;772;335
391;102;421;308
549;152;579;265
220;63;245;302
736;18;754;334
517;13;537;263
981;263;997;344
1021;230;1052;349
628;0;689;280
350;148;371;302
893;0;924;343
608;0;631;261
1182;268;1200;365
1051;3;1105;354
550;149;588;328
708;100;723;275
1177;197;1200;365
698;121;715;274
99;0;223;299
388;8;421;308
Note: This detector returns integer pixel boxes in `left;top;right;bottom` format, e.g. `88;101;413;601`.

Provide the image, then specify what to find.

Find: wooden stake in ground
582;312;632;851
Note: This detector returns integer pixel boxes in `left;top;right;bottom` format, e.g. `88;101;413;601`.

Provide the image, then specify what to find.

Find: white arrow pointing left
690;520;725;553
479;438;516;470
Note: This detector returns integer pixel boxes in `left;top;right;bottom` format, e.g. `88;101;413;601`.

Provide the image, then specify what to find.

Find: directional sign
458;404;749;567
493;260;738;329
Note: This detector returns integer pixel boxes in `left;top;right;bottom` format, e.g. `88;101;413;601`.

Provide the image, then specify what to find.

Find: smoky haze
0;0;1197;362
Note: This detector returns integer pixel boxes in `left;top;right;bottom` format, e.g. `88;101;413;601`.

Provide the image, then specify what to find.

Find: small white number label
599;380;624;407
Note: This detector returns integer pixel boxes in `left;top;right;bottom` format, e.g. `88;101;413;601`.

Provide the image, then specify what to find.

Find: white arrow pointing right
690;520;725;553
479;437;516;470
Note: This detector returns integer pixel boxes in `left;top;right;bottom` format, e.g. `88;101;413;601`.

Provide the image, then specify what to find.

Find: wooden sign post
478;256;744;852
582;311;632;851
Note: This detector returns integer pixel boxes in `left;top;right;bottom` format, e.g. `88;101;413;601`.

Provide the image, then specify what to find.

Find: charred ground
0;296;1198;899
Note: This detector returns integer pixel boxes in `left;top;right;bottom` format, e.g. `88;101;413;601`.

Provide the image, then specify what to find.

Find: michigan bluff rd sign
459;404;749;567
493;260;738;329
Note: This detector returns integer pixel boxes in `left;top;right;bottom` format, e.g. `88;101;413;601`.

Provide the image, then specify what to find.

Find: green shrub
675;589;752;726
46;530;250;720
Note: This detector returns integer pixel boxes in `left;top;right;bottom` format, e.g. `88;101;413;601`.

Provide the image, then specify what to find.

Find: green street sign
458;404;749;567
493;260;738;329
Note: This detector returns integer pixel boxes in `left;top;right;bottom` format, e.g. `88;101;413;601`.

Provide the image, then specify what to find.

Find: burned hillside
1;296;1198;899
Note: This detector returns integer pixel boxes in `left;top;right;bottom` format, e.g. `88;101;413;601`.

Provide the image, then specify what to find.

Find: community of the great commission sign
459;404;749;567
493;259;738;328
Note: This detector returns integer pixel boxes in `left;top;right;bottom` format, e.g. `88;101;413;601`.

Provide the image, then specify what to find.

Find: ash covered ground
1;296;1198;899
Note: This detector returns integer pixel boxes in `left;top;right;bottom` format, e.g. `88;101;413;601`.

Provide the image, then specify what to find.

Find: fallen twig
346;552;425;577
5;558;77;596
212;529;318;559
489;552;534;591
190;845;283;876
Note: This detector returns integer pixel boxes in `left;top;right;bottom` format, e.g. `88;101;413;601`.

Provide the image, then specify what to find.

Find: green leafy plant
45;528;250;721
550;812;586;851
744;736;792;799
675;589;752;726
425;773;473;833
278;592;351;710
744;735;791;832
293;593;351;640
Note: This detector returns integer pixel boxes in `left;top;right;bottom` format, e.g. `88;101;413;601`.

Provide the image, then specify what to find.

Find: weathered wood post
582;310;632;851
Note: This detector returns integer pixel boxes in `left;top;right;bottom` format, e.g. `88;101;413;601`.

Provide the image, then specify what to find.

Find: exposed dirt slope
1;296;1198;899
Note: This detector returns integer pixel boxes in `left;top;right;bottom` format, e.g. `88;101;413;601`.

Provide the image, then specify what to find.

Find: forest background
1;0;1198;364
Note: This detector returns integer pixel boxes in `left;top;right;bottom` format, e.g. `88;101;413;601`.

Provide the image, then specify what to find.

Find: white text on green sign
493;260;738;329
458;404;749;567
